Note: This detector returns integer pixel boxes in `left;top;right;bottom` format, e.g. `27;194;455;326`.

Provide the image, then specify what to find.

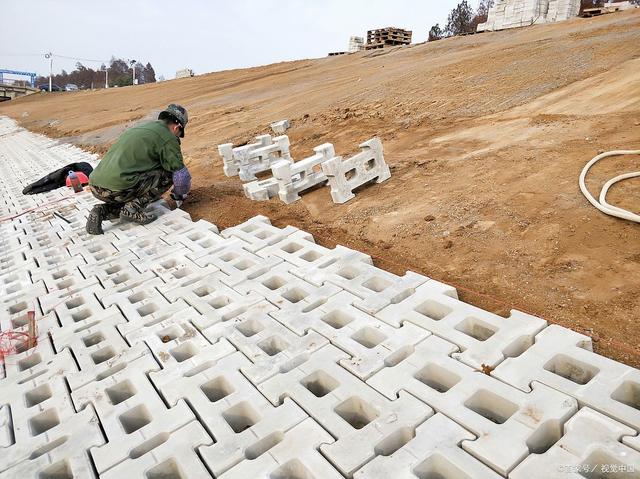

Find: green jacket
89;120;184;191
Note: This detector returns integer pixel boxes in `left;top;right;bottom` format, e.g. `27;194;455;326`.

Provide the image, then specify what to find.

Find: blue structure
0;69;37;87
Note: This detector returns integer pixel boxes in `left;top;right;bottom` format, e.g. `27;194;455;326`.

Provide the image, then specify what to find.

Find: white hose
579;150;640;223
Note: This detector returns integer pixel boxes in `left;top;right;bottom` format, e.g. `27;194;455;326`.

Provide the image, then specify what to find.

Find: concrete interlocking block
353;413;503;478
94;269;158;298
67;237;120;264
0;335;59;381
243;177;280;201
510;408;640;478
2;282;51;331
271;143;335;204
375;279;547;369
161;219;224;255
115;298;193;336
213;417;343;479
110;230;171;255
259;344;434;476
0;348;78;449
71;353;200;473
122;306;216;367
0;267;32;298
77;250;139;282
162;274;265;329
273;290;430;380
293;255;429;315
322;137;391;204
30;262;91;294
99;421;214;479
219;302;329;385
0;406;105;479
130;249;212;283
102;277;172;323
144;208;194;235
65;342;152;391
219;135;272;177
192;241;286;287
234;262;341;309
493;324;640;431
367;334;579;475
20;229;66;250
38;276;102;314
624;433;640;453
150;350;308;476
52;286;110;327
0;251;38;279
128;245;186;272
255;229;342;268
221;135;293;182
220;215;298;253
26;244;76;272
50;307;129;371
270;119;290;134
189;299;271;343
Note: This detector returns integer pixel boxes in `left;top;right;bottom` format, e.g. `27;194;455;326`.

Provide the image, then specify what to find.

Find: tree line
35;57;156;89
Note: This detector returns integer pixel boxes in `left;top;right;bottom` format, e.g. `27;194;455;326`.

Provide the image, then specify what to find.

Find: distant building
478;0;581;32
175;68;195;79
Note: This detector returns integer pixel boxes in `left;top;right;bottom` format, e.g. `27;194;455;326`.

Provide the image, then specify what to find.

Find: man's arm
158;138;185;172
171;167;191;206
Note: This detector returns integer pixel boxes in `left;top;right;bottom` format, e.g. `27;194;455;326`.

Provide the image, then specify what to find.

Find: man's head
158;104;188;138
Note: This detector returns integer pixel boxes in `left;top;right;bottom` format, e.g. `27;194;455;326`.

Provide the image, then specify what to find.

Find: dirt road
2;11;639;365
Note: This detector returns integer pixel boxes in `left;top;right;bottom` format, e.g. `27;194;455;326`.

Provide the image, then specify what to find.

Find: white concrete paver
1;115;639;478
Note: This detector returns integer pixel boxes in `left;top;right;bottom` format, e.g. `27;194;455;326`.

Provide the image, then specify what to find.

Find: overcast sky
1;0;461;81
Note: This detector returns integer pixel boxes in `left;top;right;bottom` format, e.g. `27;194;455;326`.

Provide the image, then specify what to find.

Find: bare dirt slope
2;11;639;365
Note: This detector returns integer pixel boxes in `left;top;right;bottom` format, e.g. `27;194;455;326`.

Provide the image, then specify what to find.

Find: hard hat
158;104;188;138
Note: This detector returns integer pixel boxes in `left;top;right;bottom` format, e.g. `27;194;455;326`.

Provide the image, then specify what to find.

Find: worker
85;104;190;235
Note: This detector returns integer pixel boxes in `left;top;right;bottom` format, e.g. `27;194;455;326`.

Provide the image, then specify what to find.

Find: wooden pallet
365;27;412;49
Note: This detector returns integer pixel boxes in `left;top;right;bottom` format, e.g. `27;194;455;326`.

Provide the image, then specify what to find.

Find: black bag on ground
22;162;94;195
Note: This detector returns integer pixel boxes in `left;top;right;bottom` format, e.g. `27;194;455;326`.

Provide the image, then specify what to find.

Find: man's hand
170;191;187;208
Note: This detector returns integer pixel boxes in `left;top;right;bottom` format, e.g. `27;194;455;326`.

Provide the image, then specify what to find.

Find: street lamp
44;52;53;91
101;66;108;89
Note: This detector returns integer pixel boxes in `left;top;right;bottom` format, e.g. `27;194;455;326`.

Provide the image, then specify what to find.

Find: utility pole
45;52;53;91
130;59;136;85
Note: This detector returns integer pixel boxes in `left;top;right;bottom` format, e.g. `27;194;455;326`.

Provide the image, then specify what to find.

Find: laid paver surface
1;117;639;477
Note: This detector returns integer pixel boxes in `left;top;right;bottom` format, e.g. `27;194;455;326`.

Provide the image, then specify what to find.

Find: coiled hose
579;150;640;223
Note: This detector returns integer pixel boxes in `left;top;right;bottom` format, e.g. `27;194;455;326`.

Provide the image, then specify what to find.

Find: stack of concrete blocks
218;134;292;181
322;137;391;204
478;0;581;31
348;36;365;53
2;114;640;478
601;1;639;12
222;133;392;204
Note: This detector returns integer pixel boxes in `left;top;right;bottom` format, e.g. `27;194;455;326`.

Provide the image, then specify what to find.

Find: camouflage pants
89;169;173;219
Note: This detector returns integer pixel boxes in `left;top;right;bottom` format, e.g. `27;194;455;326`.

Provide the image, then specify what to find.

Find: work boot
103;204;122;221
120;204;157;225
86;205;104;235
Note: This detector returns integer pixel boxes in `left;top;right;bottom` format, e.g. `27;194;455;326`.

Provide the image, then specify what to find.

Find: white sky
0;0;461;80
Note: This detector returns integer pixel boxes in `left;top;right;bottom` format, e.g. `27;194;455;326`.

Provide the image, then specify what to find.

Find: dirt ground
2;11;639;366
